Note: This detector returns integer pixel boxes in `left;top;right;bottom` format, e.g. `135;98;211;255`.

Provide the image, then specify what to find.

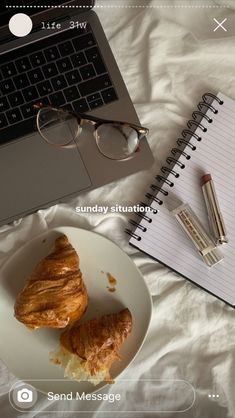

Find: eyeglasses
34;104;149;161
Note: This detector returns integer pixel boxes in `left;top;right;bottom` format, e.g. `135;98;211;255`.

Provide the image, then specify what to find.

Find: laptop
0;0;154;227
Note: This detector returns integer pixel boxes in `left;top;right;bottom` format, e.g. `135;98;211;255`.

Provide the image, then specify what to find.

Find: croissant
14;235;88;330
50;308;132;385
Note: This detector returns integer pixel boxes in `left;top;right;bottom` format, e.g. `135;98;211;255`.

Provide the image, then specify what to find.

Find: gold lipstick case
172;203;223;267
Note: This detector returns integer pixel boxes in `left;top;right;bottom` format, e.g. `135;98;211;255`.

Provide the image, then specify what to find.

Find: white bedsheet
1;1;235;417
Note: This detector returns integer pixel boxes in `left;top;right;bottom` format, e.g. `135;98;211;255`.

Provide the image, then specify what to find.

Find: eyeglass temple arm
75;111;149;135
33;104;148;136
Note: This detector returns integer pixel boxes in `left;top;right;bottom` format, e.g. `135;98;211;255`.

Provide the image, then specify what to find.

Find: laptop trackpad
0;131;92;222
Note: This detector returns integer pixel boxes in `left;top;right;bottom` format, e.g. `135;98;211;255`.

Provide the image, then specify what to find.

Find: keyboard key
44;46;60;62
101;87;118;104
29;51;46;67
72;33;96;51
73;98;89;113
8;91;24;107
78;74;112;97
0;79;15;95
0;113;8;129
28;68;44;84
62;103;73;112
58;41;74;57
13;73;30;89
85;47;106;74
64;86;80;102
71;51;87;67
42;63;58;78
21;101;38;119
79;64;96;80
65;69;81;85
6;108;23;124
0;97;10;112
51;75;67;91
1;62;17;78
89;99;104;110
40;96;50;106
56;57;72;73
21;98;49;119
22;86;39;102
87;92;101;103
49;92;66;107
37;80;53;96
15;57;31;73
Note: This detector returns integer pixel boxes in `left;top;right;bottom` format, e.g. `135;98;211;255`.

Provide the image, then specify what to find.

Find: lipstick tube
172;203;223;267
202;174;228;245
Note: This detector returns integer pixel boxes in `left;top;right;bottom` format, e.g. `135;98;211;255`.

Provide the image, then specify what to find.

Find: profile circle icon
9;13;33;37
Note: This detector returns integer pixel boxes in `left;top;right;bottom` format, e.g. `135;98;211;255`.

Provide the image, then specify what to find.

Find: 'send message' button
9;379;195;413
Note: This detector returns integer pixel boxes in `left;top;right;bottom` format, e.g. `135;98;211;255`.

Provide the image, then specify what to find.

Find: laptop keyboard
0;24;118;145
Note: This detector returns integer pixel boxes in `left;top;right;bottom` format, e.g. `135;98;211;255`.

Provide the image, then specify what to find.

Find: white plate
0;227;152;395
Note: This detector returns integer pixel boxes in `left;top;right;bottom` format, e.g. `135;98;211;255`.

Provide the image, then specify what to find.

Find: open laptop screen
0;1;94;28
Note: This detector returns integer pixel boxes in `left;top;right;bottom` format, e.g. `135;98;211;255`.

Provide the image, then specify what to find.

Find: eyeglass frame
34;103;149;161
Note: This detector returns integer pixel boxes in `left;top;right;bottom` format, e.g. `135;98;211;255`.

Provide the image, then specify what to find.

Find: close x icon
213;17;228;32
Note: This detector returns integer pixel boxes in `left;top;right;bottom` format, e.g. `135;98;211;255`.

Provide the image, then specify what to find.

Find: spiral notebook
128;92;235;307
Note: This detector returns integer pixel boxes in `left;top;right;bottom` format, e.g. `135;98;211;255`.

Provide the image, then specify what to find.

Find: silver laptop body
0;0;153;226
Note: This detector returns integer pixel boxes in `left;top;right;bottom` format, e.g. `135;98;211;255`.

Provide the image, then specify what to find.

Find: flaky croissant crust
60;308;133;377
14;235;88;329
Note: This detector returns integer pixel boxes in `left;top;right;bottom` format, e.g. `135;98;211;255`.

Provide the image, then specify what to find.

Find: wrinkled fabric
0;1;235;417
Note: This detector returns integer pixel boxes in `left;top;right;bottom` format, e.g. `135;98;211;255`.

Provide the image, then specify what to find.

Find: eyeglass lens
95;123;139;160
37;108;80;146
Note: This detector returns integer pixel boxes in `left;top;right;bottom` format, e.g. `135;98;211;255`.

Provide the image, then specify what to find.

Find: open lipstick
201;174;228;245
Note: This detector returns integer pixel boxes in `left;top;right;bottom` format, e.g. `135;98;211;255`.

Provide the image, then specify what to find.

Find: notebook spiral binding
126;93;224;241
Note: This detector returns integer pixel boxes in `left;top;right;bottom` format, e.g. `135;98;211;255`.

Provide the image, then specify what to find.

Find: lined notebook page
130;92;235;306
